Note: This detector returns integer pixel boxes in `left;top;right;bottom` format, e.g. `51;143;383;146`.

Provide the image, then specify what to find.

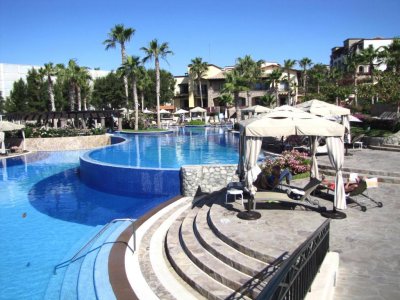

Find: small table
225;188;244;207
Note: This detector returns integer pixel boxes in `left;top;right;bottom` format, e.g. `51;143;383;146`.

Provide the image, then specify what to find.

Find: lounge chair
351;134;365;150
321;175;382;211
253;178;323;210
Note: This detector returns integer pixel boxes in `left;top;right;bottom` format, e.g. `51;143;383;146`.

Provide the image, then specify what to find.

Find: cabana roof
296;99;350;117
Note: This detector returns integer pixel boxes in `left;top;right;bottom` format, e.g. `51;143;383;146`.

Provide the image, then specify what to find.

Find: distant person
255;165;292;190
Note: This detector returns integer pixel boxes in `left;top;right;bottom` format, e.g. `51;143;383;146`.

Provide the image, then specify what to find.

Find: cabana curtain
310;136;319;179
326;137;347;210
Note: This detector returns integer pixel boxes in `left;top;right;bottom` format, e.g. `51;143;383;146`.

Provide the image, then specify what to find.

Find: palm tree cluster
104;24;173;129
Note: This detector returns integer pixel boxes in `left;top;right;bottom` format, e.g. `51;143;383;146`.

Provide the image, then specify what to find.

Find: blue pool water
89;127;240;168
0;152;169;300
0;127;240;299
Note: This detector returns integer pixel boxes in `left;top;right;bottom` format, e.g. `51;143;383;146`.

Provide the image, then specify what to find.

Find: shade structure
0;121;25;132
326;115;362;123
189;106;207;113
159;109;170;114
238;105;346;218
241;105;272;114
296;99;350;117
174;109;189;114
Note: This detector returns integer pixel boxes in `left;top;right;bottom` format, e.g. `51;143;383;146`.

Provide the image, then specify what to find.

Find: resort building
174;62;299;110
0;62;109;100
330;37;394;80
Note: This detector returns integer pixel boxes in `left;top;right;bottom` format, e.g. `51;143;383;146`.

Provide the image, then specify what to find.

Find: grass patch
187;120;206;126
121;128;166;132
351;126;393;137
292;172;310;180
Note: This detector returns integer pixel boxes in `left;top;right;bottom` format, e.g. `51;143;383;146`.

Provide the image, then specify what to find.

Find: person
267;166;292;189
321;175;361;193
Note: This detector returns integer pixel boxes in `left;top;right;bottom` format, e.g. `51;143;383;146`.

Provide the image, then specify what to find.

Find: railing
256;219;330;300
54;218;136;274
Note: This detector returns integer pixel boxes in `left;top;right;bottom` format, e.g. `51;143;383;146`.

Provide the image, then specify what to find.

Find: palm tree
223;69;248;122
329;67;343;105
358;45;381;104
310;64;327;95
189;57;208;107
346;52;361;106
137;66;151;111
118;56;142;130
77;68;92;111
380;37;400;74
299;57;313;95
103;24;135;106
141;39;173;128
266;68;283;107
236;55;264;106
283;59;296;105
39;63;57;111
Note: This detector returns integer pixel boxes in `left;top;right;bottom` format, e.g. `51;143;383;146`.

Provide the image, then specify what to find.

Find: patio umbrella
189;106;208;123
174;109;189;114
241;105;272;114
143;108;154;114
159;109;170;114
0;121;25;131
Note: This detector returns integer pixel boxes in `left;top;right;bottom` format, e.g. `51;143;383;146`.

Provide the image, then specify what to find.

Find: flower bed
260;150;311;175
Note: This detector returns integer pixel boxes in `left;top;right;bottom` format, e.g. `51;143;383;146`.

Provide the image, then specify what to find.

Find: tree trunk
155;58;161;128
76;84;82;111
354;70;358;106
287;71;291;105
69;82;75;111
133;78;139;130
141;91;145;112
48;76;56;111
275;82;280;107
317;82;320;94
370;64;375;105
198;78;203;107
83;96;87;111
234;91;241;122
121;43;129;107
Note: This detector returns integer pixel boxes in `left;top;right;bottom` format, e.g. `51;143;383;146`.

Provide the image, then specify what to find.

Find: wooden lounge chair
253;178;323;210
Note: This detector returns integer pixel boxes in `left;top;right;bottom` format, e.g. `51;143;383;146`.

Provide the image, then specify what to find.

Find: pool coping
108;195;183;300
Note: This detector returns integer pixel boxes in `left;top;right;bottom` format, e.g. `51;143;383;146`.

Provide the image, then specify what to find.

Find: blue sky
1;0;399;75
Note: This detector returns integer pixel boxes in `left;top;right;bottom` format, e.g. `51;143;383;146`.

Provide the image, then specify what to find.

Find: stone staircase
133;193;321;300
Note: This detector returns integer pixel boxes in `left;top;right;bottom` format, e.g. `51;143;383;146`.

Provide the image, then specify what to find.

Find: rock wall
9;134;111;151
181;164;239;196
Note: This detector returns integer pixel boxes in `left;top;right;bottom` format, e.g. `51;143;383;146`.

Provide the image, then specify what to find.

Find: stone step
207;207;280;264
194;204;268;278
180;205;260;298
319;168;400;184
166;213;249;300
369;145;400;152
319;163;400;178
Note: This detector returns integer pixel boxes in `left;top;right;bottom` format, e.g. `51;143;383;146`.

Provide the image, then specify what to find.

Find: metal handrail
54;218;136;274
256;219;330;300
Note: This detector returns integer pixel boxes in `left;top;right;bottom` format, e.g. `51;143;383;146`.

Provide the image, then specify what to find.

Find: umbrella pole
321;206;347;219
237;196;261;220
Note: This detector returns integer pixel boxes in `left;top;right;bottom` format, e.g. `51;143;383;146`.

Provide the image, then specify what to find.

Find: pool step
58;221;130;300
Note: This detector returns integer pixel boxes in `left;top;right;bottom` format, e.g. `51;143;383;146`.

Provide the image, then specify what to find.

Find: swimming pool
0;152;170;300
0;127;241;299
89;127;240;168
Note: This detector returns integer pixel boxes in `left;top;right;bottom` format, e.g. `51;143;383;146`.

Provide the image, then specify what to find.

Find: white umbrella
189;106;207;113
296;99;350;117
0;121;25;131
241;105;272;114
159;109;170;114
174;109;189;114
143;108;154;114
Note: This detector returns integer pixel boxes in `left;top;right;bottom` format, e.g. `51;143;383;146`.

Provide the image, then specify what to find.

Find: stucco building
174;62;299;110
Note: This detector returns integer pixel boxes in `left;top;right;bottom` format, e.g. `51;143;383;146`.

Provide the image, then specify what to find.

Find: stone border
108;195;183;300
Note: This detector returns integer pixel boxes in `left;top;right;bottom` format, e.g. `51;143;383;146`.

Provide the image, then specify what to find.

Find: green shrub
187;120;205;126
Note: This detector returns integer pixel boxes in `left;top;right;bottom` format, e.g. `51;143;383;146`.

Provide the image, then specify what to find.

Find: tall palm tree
346;52;361;106
103;24;135;106
189;57;208;107
380;37;400;74
223;69;248;122
118;55;142;130
299;57;313;95
266;68;283;107
358;45;381;104
77;67;92;111
141;39;173;128
283;59;296;105
137;66;151;111
236;55;264;106
39;62;57;111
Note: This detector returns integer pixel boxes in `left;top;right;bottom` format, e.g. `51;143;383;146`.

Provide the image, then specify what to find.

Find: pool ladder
53;218;136;274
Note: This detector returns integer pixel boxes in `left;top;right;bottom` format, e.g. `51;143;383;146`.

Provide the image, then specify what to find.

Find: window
179;84;189;94
358;66;364;74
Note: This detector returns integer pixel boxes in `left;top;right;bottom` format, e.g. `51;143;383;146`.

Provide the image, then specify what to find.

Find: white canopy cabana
238;106;347;216
143;108;155;114
159;109;170;114
189;107;207;123
0;121;26;154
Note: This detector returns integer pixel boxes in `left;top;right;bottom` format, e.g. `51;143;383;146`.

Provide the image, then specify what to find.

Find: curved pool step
194;204;268;277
